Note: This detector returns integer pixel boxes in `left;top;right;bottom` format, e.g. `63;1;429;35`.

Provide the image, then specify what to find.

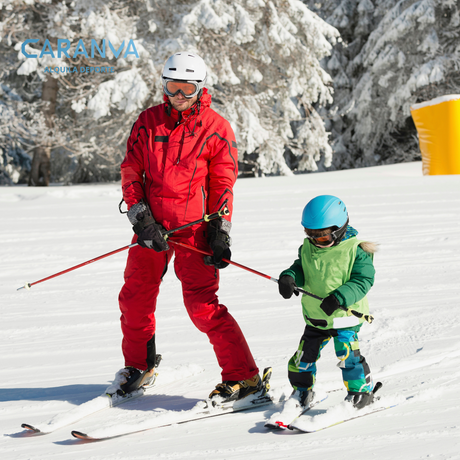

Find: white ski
289;382;399;432
289;400;398;432
21;379;157;435
264;391;328;430
21;356;162;434
71;367;273;442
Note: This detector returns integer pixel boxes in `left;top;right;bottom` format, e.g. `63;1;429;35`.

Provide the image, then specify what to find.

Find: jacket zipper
201;186;206;218
175;112;183;164
175;124;186;165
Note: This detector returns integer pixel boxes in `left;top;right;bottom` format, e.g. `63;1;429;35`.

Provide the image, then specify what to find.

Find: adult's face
168;92;198;112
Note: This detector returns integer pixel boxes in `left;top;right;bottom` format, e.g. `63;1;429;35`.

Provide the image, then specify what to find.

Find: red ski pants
118;225;258;381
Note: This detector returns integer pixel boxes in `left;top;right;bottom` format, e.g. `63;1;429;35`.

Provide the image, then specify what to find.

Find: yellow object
410;95;460;175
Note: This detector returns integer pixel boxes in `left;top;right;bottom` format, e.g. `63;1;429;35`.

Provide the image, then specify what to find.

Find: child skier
278;195;378;409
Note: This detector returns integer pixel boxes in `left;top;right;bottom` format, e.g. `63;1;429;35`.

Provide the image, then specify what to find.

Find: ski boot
291;389;315;408
209;373;263;403
107;355;162;396
345;381;382;409
345;391;373;409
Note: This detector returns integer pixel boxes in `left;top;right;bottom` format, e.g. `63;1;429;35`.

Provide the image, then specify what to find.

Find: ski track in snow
1;162;460;459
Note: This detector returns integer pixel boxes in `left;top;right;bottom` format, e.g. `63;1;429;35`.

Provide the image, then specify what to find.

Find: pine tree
304;0;460;169
1;0;154;184
1;0;339;184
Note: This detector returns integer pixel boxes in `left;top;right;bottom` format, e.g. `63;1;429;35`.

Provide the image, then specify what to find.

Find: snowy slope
1;161;460;459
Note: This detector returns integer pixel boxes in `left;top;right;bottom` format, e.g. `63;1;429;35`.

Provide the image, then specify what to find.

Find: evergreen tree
1;0;152;184
1;0;339;184
304;0;460;169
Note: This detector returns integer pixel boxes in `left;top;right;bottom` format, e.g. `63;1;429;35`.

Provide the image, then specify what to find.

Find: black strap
304;315;328;328
133;215;155;234
118;198;127;214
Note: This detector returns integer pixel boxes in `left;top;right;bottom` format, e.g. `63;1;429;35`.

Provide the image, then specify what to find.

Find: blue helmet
301;195;348;229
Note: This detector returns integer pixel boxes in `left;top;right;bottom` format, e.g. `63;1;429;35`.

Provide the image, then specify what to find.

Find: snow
411;94;460;110
1;161;460;459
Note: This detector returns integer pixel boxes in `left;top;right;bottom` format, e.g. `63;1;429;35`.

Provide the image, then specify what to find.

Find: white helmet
162;52;207;99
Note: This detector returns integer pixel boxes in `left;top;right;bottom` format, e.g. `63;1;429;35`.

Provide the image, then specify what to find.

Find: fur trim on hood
359;241;379;254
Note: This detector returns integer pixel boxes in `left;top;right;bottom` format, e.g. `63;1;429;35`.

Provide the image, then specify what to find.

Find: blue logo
21;39;139;74
21;39;139;59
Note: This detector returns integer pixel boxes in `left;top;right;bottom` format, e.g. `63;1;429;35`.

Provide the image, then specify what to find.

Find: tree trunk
29;146;51;186
29;74;58;186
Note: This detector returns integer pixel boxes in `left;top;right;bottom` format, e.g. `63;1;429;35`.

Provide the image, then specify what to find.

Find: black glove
127;200;169;252
278;275;299;299
320;294;341;316
204;218;232;269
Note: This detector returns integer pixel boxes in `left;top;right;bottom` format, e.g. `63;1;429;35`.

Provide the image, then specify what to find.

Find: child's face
304;227;335;248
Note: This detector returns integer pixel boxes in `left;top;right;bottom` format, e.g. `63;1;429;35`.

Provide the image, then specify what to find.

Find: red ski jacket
121;89;238;230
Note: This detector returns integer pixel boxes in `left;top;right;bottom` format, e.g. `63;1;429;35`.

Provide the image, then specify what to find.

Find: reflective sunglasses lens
166;81;197;97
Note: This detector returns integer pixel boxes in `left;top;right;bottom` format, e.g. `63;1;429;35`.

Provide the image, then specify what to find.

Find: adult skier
111;52;261;402
278;195;378;409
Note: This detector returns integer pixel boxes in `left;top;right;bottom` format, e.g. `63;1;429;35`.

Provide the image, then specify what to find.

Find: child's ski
289;401;397;432
288;382;398;432
264;391;328;430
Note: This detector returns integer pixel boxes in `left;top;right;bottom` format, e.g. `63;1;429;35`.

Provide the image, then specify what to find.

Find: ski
288;382;397;432
289;401;397;432
71;366;273;442
21;356;162;435
264;392;328;430
21;388;149;434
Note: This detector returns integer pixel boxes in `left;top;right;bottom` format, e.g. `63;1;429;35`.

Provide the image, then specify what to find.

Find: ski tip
264;420;289;430
154;354;162;368
274;420;289;429
261;367;273;395
71;430;99;441
262;367;273;380
21;423;40;433
373;381;383;394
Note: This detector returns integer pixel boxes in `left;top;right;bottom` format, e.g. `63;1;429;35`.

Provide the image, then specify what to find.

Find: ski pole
17;204;229;291
163;201;229;238
167;240;374;324
168;240;280;284
292;287;374;324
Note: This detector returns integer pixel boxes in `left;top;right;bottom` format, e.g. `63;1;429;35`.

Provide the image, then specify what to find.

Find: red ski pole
17;205;229;291
168;240;292;291
17;244;135;291
168;240;374;323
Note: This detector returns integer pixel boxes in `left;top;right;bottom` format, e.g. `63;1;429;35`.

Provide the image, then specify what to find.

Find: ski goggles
306;219;349;247
307;233;334;246
162;78;203;99
306;229;339;246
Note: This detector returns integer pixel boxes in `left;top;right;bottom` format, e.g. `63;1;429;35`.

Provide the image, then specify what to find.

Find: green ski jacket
280;228;376;330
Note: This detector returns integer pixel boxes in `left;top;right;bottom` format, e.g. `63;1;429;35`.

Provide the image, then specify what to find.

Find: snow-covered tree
305;0;460;169
170;0;340;176
1;0;153;184
1;0;339;184
0;85;34;185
